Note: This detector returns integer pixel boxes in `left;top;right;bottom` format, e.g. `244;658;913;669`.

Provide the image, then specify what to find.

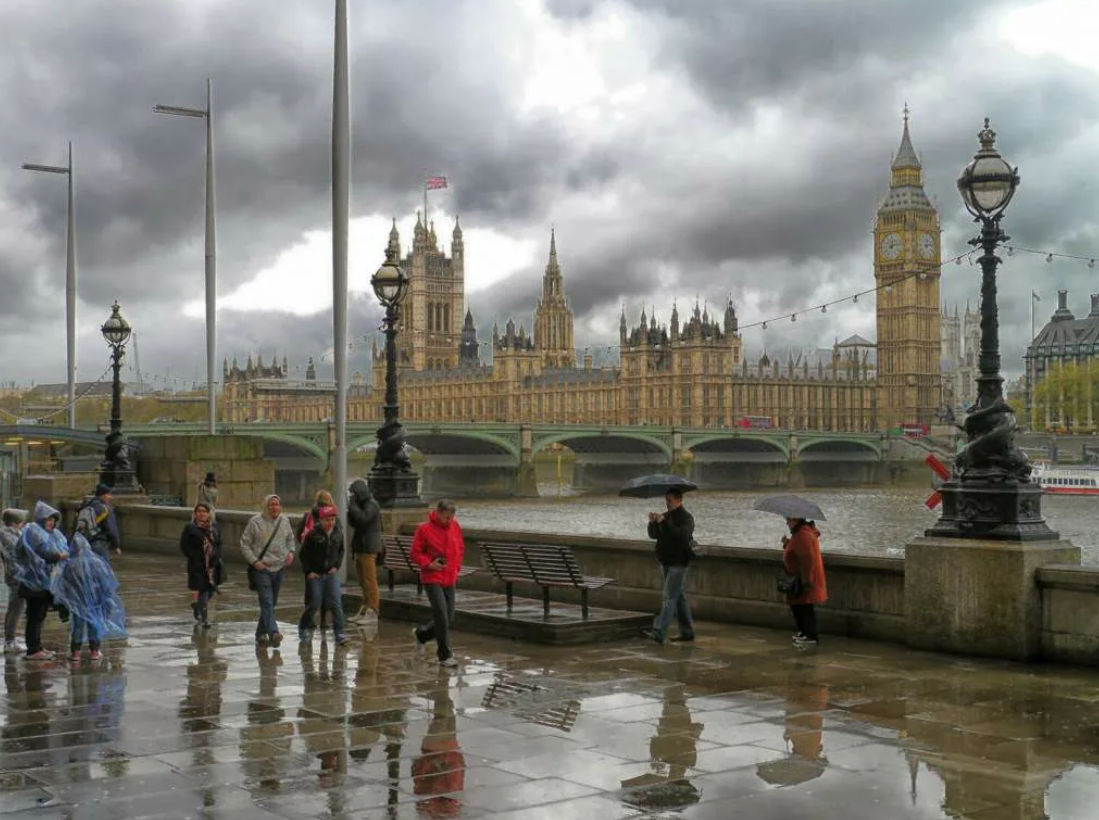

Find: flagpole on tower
423;168;428;227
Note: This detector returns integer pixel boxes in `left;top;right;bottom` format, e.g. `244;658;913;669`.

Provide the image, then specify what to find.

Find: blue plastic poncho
13;501;69;592
51;533;128;640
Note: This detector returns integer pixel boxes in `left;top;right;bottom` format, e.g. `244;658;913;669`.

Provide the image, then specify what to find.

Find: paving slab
1;553;1098;818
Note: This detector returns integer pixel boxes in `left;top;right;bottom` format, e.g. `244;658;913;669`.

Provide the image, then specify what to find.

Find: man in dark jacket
75;484;120;559
347;479;382;625
297;506;347;647
641;488;696;645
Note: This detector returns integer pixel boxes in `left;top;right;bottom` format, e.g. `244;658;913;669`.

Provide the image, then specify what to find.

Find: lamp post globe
956;119;1020;220
371;246;409;308
101;301;132;347
925;119;1054;541
98;301;141;495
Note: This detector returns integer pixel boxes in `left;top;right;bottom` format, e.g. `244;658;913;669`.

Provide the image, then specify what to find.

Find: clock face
918;233;935;259
880;232;902;261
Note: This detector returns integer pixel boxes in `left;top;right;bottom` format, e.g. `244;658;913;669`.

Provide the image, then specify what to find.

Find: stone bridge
2;422;890;496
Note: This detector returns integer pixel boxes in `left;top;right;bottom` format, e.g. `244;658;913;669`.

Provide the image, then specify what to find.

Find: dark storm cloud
4;0;1099;384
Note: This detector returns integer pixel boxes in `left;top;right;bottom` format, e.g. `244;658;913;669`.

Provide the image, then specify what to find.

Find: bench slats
481;541;615;618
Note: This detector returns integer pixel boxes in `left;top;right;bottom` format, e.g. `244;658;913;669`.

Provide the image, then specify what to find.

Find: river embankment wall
108;504;1098;666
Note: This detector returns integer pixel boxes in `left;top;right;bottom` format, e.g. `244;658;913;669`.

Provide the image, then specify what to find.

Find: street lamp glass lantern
371;250;409;308
957;118;1019;219
101;301;132;347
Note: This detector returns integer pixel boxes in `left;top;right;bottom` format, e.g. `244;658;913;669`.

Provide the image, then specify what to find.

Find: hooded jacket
76;496;120;557
783;521;827;606
410;512;464;587
15;501;69;593
240;495;296;571
0;512;24;587
300;522;345;576
347;479;383;555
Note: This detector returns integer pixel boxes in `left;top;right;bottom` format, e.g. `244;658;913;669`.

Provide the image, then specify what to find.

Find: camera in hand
436;558;447;566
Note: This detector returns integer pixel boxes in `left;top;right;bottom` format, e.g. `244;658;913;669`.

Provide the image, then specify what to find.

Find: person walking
295;490;341;633
1;509;27;652
75;484;121;559
346;479;382;625
179;501;223;629
297;506;348;647
13;502;70;660
197;473;218;515
240;494;296;648
410;500;464;668
641;488;696;645
783;517;827;646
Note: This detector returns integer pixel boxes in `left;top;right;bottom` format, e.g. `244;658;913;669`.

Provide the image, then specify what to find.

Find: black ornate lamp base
924;480;1059;542
367;467;422;508
98;464;145;495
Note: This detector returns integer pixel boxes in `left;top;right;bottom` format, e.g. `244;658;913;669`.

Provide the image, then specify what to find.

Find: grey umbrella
753;494;826;521
619;474;699;499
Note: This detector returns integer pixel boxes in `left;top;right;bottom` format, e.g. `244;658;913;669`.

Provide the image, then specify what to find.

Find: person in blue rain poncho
52;532;127;662
13;501;70;660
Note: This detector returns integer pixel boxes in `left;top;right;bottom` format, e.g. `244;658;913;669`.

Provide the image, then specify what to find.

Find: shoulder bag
247;517;286;591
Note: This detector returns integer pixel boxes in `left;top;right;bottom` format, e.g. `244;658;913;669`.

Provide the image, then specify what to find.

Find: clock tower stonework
874;111;943;428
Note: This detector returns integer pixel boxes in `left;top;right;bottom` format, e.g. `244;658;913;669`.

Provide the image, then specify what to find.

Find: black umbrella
753;494;826;521
619;474;699;499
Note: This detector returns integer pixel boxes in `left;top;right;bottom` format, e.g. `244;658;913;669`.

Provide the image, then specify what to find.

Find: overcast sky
2;0;1098;388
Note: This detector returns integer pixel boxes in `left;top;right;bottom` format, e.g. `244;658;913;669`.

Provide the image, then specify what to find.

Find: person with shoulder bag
781;518;828;646
240;494;295;648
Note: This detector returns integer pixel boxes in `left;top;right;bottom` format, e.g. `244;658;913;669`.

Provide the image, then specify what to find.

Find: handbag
247;518;286;591
777;572;804;597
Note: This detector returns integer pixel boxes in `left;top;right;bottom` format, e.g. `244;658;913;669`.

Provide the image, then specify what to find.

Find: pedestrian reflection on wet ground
2;553;1099;819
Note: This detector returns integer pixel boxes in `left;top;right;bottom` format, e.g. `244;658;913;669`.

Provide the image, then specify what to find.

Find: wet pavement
2;555;1099;819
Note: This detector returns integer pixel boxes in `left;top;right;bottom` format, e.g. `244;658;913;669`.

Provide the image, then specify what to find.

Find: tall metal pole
205;79;218;434
332;0;350;572
65;142;77;428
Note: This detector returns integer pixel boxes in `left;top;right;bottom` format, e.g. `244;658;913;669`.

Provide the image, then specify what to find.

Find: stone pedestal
906;535;1080;661
378;504;429;537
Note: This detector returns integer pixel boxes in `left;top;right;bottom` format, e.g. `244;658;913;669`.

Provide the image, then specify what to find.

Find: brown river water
456;485;1099;565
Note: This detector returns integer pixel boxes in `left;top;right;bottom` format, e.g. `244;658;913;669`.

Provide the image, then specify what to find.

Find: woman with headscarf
782;517;827;646
179;501;223;628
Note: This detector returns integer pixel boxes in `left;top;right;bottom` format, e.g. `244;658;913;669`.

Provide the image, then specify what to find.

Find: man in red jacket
410;500;465;668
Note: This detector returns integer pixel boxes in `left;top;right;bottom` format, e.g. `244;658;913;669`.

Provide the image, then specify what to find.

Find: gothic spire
892;103;921;172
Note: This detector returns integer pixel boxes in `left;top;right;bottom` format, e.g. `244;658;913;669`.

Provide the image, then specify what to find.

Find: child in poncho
52;533;127;662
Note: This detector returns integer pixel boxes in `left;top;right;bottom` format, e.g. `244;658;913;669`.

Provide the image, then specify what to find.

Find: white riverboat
1033;463;1099;496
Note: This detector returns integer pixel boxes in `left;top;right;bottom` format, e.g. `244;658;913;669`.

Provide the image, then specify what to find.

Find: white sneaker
412;627;425;654
3;640;18;653
439;657;458;669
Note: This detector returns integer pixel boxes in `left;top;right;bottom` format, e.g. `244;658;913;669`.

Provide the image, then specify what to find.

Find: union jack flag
425;175;448;190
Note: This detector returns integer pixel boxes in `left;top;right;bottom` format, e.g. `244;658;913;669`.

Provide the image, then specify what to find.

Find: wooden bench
480;542;614;619
381;534;477;594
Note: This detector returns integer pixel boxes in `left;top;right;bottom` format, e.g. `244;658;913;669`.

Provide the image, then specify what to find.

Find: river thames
458;485;1099;565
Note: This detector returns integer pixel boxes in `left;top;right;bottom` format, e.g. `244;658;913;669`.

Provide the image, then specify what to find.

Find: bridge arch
347;430;521;462
684;434;789;463
531;430;672;460
797;438;882;461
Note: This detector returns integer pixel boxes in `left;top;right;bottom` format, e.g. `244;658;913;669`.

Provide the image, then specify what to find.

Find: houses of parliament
223;115;945;432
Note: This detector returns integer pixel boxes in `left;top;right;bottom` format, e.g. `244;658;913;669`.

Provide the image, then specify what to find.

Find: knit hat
95;483;113;497
204;472;216;484
318;505;338;519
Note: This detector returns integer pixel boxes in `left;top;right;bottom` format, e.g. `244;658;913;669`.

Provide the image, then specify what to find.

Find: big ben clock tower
874;108;942;428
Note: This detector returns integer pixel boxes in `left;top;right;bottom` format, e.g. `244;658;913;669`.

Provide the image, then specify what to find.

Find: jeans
253;568;284;638
70;613;101;651
790;604;819;641
416;584;456;661
356;553;379;611
4;584;24;642
22;591;51;655
652;564;694;640
299;573;345;640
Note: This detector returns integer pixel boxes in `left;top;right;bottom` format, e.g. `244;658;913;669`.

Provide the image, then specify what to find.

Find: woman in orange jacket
782;517;827;646
410;500;465;668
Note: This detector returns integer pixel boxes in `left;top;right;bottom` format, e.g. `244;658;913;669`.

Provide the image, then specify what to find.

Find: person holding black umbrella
640;488;696;645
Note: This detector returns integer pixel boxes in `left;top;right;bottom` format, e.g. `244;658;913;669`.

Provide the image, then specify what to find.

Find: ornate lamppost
99;302;141;493
367;246;421;505
926;119;1056;541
